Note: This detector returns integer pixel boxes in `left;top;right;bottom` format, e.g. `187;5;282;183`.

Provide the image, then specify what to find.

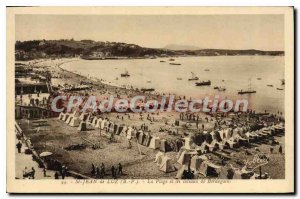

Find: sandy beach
15;58;286;179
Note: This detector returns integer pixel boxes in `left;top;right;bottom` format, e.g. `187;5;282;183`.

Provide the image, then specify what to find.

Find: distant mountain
164;44;201;51
15;39;284;61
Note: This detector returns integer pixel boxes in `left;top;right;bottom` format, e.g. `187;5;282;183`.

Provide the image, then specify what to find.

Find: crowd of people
90;163;123;179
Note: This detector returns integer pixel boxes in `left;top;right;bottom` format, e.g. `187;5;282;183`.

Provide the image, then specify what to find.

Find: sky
15;15;284;51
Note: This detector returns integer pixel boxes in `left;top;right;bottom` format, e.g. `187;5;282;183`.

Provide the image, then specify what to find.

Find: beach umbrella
40;151;53;157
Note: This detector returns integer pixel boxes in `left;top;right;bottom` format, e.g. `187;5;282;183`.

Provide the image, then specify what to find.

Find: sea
61;56;285;114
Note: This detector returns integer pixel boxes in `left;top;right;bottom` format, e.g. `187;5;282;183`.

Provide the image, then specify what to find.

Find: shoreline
14;58;286;179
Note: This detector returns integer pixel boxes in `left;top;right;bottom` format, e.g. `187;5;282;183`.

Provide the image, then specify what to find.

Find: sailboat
188;72;199;81
121;70;130;77
238;78;256;94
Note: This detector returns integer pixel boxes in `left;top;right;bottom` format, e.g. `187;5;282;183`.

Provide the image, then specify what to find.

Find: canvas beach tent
103;120;110;131
79;113;85;121
108;122;114;133
198;161;221;177
65;115;73;124
225;138;238;148
91;117;98;127
176;164;189;179
203;131;213;144
142;133;152;147
100;119;106;130
190;155;208;171
183;137;193;149
194;145;206;154
219;166;235;179
77;121;87;131
58;112;64;120
69;117;81;127
245;132;256;142
234;135;249;146
159;139;168;152
149;136;160;149
177;150;190;165
120;125;128;136
201;141;217;152
126;127;134;140
116;125;124;135
95;118;102;128
262;128;272;136
159;156;175;173
211;131;222;142
62;113;70;121
113;124;119;134
138;131;145;145
154;151;164;166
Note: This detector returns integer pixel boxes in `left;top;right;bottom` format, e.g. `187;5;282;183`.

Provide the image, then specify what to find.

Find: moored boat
238;78;256;94
121;70;130;77
195;80;211;86
188;72;199;81
238;90;256;94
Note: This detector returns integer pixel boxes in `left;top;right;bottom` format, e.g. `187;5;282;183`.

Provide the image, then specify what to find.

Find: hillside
164;44;201;51
15;39;284;61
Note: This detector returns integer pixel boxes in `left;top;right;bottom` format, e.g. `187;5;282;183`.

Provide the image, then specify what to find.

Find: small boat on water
141;88;155;92
238;78;256;94
160;60;165;62
277;88;284;90
188;72;199;81
238;90;256;94
267;84;273;87
121;70;130;77
169;63;181;65
177;77;182;80
213;86;219;89
204;69;210;72
169;58;175;61
195;80;211;86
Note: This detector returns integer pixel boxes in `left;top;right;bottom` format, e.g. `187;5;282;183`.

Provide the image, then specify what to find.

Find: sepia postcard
7;6;294;193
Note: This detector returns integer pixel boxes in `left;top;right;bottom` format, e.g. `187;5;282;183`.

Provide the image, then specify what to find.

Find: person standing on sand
117;163;123;175
111;166;115;179
279;145;283;154
91;163;95;176
23;167;28;178
96;167;100;179
43;167;47;177
54;171;59;179
101;163;105;176
16;141;22;153
31;167;35;179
